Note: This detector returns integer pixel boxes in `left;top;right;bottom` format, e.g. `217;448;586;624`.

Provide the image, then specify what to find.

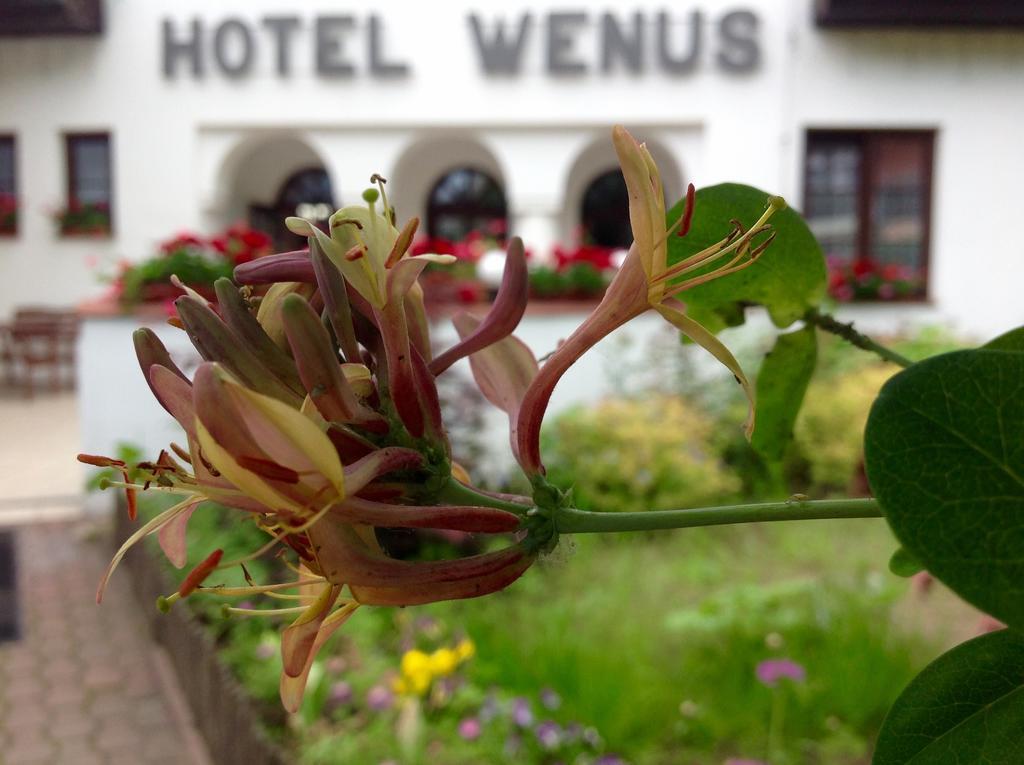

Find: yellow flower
455;638;476;661
428;648;460;677
401;649;431;677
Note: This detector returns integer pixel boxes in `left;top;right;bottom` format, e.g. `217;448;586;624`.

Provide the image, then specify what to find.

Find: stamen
370;173;392;222
77;454;125;468
156;592;180;613
99;479;190;496
651;195;784;288
222;605;310;618
178;549;224;597
677;183;696;238
198;579;325;597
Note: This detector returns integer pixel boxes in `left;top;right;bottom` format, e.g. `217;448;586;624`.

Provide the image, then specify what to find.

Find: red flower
851;259;876;278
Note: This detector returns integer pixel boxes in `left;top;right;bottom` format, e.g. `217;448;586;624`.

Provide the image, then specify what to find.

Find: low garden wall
113;507;290;765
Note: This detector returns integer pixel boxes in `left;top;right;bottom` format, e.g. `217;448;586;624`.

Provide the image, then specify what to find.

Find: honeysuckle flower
514;126;786;475
84;182;539;713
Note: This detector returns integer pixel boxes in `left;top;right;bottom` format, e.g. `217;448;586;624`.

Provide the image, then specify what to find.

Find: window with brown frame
0;135;15;235
63;132;113;235
804;130;934;302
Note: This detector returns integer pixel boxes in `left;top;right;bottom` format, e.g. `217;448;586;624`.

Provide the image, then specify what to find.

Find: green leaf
888;547;924;578
666;183;826;328
750;325;817;461
873;629;1024;764
984;326;1024;352
864;349;1024;628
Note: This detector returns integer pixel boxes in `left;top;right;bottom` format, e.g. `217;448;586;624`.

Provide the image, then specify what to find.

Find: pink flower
458;717;482;741
755;658;806;687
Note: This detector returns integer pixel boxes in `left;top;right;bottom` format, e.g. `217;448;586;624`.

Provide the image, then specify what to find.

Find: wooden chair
3;308;80;397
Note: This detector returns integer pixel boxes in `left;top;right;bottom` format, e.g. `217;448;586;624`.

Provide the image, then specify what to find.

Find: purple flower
595;756;627;765
582;726;602;749
366;684;394;711
504;732;522;756
540;687;562;710
328;681;353;706
535;720;562;750
479;693;500;722
458;717;482;741
724;760;768;765
756;658;806;688
511;697;533;727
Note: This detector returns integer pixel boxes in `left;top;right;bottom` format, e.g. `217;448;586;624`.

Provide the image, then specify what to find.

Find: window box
0;195;16;236
54;201;111;237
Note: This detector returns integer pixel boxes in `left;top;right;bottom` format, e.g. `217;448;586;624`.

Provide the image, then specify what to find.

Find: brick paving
0;522;211;765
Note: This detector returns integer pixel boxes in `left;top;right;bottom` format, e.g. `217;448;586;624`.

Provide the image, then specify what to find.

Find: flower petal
308;518;530;587
280;292;383;427
332;497;521;533
233;249;314;285
452;313;538;461
217;370;346;499
654;301;755;439
149;365;197;438
430;238;529;376
310;239;361;362
157;499;200;569
214;278;305;396
280;584;342;678
349;547;534;606
279;601;359;713
176;294;303;406
612;125;666;294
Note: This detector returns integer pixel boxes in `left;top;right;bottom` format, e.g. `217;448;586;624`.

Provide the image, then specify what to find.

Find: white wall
2;0;1023;338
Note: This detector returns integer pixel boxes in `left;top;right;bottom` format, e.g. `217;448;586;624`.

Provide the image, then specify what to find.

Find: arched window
426;167;507;242
249;167;334;250
580;169;632;249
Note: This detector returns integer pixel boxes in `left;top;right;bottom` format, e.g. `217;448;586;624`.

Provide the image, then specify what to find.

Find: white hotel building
1;0;1023;337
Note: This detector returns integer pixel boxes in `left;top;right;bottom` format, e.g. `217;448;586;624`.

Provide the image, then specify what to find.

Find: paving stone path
0;522;211;765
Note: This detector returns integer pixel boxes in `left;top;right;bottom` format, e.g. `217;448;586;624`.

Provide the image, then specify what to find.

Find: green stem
804;308;914;368
554;498;882;534
435;477;533;515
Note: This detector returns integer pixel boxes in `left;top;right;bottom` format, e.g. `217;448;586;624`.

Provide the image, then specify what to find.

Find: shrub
543;396;741;513
793;364;893;494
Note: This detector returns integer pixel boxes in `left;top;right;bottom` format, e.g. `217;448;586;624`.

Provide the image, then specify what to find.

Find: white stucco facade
1;0;1023;337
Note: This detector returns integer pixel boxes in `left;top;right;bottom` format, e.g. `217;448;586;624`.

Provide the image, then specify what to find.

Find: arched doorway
580;169;631;249
426;167;507;243
562;133;683;249
249;167;335;251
